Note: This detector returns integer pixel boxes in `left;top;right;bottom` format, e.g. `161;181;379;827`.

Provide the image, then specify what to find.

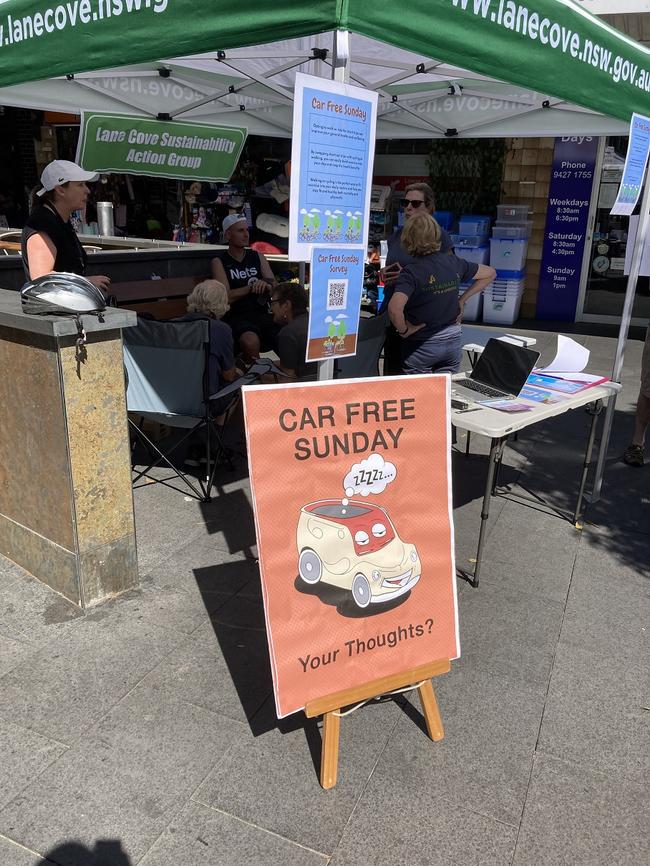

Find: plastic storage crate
492;224;530;239
459;286;482;322
458;215;491;235
490;238;527;270
494;268;525;283
456;245;490;265
494;219;533;236
451;233;489;248
434;210;455;229
482;291;524;325
496;204;529;223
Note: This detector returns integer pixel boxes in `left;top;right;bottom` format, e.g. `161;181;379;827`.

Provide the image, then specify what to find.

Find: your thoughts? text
298;619;435;673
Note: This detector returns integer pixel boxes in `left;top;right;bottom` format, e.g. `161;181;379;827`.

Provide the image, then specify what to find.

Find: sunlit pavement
0;324;647;866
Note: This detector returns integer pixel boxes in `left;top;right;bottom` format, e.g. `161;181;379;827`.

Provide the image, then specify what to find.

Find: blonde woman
388;214;495;374
182;280;237;395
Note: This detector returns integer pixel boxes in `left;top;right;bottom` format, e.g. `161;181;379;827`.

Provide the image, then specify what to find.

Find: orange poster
242;374;459;718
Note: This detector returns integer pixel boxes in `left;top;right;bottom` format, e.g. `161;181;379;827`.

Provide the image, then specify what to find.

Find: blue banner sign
611;112;650;216
536;136;599;321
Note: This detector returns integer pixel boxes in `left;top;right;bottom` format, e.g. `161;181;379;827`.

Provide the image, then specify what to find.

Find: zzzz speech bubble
343;453;397;497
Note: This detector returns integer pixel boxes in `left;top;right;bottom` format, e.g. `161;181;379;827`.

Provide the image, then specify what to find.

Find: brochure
479;400;533;413
519;385;564;404
526;373;590;394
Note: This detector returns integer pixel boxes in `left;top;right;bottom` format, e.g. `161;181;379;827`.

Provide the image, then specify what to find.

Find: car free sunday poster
288;72;378;262
243;376;459;718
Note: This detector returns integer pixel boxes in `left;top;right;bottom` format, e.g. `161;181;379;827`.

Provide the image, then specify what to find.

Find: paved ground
0;325;648;866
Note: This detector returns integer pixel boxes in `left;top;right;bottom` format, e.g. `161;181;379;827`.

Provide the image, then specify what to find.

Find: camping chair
123;317;245;502
335;312;387;378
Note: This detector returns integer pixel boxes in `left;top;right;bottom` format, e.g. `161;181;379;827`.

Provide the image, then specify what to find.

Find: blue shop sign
537;137;599;321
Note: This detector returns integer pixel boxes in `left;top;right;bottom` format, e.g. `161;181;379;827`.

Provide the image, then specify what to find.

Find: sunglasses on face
267;298;281;311
401;198;425;208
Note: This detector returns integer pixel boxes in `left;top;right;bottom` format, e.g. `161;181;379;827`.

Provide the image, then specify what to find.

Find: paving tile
513;755;650;866
24;839;131;865
576;526;650;593
110;581;230;636
537;640;649;783
0;605;184;745
0;563;83;646
197;481;258;559
133;482;209;574
139;801;327;866
457;584;564;685
473;553;573;604
0;686;246;866
0;634;36;680
560;555;649;658
0;721;68;811
0;836;54;866
140;609;272;726
392;663;546;826
483;501;580;572
193;698;402;854
143;540;258;599
329;762;517;866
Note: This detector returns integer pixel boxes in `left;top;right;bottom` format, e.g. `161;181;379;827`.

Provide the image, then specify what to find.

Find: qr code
326;279;348;310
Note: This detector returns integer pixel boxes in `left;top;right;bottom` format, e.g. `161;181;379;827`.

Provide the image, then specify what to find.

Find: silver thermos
97;201;115;237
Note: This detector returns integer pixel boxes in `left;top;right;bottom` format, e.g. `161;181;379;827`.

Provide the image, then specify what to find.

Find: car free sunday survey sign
243;376;459;718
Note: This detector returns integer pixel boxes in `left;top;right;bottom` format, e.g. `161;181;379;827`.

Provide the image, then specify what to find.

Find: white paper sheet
538;335;590;374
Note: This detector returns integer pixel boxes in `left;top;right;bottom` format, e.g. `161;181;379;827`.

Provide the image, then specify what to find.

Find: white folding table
451;379;620;587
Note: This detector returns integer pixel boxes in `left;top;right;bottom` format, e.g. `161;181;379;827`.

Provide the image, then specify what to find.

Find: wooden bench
110;276;207;319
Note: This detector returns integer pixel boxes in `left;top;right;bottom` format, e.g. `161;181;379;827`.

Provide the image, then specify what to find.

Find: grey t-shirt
277;313;318;380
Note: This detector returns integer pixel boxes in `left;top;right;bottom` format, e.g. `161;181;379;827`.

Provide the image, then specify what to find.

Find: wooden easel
304;658;450;789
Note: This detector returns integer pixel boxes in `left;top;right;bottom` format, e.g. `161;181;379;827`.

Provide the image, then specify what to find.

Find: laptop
452;338;540;401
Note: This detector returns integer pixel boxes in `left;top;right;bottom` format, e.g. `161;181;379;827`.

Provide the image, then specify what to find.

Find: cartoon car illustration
296;499;421;609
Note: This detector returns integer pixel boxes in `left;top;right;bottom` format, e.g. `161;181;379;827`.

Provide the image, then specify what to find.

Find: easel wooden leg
306;660;451;788
320;710;340;789
417;680;445;741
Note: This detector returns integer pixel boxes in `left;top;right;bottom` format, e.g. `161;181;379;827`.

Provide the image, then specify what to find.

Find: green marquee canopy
0;0;648;127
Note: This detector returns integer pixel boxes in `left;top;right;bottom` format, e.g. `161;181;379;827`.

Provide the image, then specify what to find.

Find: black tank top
216;248;267;317
21;203;87;280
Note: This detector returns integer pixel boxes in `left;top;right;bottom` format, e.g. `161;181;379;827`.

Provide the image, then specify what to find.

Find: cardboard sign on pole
306;247;364;362
243;375;459;719
611;113;650;216
288;73;378;262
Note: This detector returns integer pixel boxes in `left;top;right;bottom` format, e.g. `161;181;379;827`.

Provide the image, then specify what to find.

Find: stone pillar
0;289;139;607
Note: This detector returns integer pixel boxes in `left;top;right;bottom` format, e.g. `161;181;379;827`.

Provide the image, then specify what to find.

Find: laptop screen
470;339;540;396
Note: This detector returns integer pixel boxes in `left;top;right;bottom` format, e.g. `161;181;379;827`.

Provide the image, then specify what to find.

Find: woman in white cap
21;159;110;291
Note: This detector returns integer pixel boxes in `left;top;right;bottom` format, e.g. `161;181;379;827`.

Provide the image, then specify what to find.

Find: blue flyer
611;113;650;216
307;247;364;362
289;73;378;261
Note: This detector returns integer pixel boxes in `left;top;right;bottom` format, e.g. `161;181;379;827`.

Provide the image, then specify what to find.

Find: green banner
0;1;648;123
77;112;247;181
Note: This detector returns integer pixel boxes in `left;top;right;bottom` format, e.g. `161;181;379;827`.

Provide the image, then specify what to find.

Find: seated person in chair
211;214;279;365
269;282;318;381
180;280;238;407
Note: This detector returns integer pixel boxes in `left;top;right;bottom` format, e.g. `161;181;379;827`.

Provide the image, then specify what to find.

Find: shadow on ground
36;840;131;866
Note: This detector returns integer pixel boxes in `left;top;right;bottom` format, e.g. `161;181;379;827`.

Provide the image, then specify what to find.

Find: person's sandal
623;443;645;467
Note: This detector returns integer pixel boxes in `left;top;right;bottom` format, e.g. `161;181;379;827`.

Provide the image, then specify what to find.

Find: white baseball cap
222;213;247;233
37;160;99;196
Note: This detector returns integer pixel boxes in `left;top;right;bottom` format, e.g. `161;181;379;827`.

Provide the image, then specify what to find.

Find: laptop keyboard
460;379;512;399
